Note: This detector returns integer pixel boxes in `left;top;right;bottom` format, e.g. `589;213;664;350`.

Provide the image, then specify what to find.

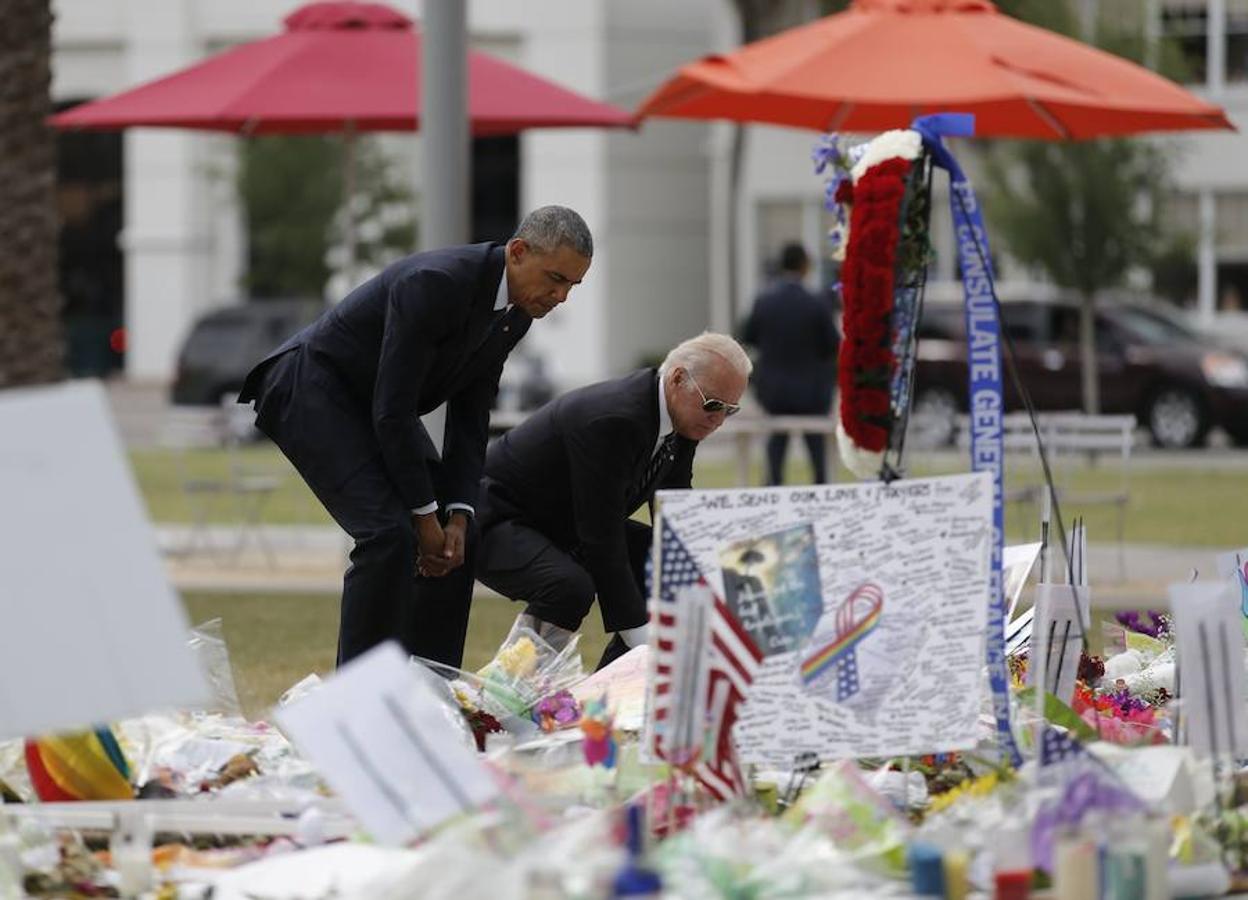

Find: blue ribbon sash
911;113;1022;768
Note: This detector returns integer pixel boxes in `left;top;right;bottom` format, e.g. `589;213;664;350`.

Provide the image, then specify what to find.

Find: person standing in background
742;242;839;484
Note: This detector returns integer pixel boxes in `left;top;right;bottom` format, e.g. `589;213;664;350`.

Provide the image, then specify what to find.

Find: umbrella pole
342;123;357;289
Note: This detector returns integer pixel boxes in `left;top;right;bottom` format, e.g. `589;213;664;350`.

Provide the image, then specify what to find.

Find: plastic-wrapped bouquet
416;617;586;745
474;617;585;720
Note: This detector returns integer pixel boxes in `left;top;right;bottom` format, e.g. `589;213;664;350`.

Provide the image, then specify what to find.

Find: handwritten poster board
654;472;993;763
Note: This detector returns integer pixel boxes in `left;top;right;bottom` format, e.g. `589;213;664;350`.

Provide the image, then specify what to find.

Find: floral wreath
814;130;931;479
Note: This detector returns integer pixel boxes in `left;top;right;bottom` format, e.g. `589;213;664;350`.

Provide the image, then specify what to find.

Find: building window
756;200;804;284
1231;0;1248;81
1161;191;1201;237
1162;1;1210;82
471;136;519;244
1219;262;1248;311
1167;190;1248;252
1161;0;1248;83
1216;191;1248;254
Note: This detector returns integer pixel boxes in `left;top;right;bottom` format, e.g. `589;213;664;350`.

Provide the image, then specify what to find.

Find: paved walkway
158;523;1228;605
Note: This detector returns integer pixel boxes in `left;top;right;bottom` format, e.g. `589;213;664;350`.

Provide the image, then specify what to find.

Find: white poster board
653;472;993;763
278;642;499;846
0;382;207;739
1216;548;1248;634
1215;547;1248;587
1027;584;1088;707
1170;581;1248;759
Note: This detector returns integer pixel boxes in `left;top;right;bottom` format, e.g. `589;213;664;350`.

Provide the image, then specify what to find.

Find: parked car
172;297;560;416
909;298;1248;449
171;299;325;406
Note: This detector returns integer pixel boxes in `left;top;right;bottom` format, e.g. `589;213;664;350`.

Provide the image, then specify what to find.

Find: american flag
1039;725;1086;767
650;517;764;800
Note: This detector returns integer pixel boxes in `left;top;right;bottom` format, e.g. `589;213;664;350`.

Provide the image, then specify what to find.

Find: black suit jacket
239;242;528;511
479;368;696;621
742;277;839;414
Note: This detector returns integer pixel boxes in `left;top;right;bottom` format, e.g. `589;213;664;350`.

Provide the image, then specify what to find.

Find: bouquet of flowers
474;618;585;721
412;617;585;750
1072;683;1166;746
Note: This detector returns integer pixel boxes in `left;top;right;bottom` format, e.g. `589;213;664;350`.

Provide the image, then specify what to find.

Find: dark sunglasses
689;375;741;417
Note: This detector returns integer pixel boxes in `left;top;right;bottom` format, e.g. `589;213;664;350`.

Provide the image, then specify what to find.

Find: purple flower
1031;771;1144;872
824;174;854;215
812;134;844;174
1104;689;1149;715
533;689;580;729
1115;610;1168;639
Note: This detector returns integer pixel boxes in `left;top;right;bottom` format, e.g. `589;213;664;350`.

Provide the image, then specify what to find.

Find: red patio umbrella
635;0;1232;139
50;1;632;274
51;2;632;136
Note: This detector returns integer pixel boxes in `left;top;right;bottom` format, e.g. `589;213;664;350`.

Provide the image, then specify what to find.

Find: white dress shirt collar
419;268;508;519
494;269;510;312
656;367;673;453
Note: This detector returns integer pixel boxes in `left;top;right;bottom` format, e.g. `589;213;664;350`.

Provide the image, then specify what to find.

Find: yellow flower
927;772;1000;815
452;686;479;713
495;637;539;678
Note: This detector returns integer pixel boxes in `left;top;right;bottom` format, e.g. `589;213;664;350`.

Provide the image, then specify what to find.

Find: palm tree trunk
0;0;63;387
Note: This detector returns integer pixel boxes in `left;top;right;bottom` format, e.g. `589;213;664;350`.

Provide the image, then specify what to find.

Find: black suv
909;299;1248;449
171;300;324;406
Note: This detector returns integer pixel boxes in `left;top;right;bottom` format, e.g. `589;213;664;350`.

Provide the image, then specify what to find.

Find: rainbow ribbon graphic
801;582;883;701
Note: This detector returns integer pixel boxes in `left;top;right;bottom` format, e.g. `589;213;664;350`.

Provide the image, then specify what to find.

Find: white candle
1054;834;1098;900
114;843;152;897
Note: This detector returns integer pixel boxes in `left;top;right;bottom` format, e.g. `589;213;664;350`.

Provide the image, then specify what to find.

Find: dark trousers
766;431;827;485
251;355;474;669
476;519;651;635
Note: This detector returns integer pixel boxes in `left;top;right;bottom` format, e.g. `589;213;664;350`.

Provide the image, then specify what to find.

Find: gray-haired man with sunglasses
472;332;751;670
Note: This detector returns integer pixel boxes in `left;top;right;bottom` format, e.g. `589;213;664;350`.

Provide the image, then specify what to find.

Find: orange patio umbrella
635;0;1232;139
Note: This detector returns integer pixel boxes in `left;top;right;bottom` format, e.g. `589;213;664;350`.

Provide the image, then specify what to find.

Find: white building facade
50;0;1248;388
50;0;719;388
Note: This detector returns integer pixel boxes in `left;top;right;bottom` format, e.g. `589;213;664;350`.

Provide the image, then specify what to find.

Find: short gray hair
663;332;752;381
513;205;593;258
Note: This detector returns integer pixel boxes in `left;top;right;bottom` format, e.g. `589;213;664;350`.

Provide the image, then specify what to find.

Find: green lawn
151;444;1244;719
184;590;610;720
133;445;1248;547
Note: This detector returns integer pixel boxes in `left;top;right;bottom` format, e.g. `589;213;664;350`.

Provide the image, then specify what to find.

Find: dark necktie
631;432;679;509
445;305;529;398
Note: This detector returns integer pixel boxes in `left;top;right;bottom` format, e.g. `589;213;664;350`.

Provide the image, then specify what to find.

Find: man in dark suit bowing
475;332;751;670
238;206;593;666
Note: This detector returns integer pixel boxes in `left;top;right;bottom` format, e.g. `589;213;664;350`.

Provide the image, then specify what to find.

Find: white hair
662;332;752;381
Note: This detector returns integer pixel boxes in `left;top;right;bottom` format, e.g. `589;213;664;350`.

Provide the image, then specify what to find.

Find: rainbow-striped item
24;726;132;801
800;604;882;686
